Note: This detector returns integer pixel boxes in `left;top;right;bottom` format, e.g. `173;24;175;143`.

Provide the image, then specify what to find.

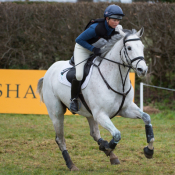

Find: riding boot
69;79;81;113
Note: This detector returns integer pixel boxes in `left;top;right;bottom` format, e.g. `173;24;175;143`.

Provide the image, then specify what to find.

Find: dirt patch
143;106;160;114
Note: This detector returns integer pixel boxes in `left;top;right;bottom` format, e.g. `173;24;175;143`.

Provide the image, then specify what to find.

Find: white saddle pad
58;59;96;89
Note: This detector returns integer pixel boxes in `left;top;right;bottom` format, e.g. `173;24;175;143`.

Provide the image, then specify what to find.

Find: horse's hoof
70;164;79;171
143;146;154;159
109;151;120;165
110;158;120;165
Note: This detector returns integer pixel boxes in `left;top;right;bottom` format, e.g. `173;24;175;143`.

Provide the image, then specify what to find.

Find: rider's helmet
104;4;125;20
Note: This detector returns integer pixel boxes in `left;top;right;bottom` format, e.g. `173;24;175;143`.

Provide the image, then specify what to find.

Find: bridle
121;34;145;71
93;34;145;119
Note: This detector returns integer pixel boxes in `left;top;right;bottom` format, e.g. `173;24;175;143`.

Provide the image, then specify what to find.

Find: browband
124;38;140;45
123;33;141;45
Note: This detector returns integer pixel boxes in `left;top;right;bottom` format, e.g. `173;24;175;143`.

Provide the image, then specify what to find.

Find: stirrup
70;98;79;113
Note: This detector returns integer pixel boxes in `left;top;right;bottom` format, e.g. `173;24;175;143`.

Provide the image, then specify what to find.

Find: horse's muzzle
136;66;148;77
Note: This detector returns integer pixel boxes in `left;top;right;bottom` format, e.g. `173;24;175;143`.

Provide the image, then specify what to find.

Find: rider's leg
70;78;81;112
70;43;92;112
74;43;93;81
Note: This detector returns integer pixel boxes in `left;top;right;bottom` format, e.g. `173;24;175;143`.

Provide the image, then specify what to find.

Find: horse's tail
37;77;44;103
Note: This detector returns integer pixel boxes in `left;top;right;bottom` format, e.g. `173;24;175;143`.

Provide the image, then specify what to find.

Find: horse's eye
128;46;132;51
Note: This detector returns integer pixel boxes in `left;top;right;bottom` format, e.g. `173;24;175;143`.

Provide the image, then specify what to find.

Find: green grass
0;111;175;175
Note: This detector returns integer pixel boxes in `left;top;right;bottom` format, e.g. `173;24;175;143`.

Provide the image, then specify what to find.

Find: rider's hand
92;47;101;56
115;24;123;32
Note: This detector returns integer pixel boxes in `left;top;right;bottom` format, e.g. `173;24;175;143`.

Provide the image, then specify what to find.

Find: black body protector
85;18;118;44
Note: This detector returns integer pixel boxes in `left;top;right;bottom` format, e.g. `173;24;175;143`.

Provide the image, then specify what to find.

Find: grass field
0;111;175;175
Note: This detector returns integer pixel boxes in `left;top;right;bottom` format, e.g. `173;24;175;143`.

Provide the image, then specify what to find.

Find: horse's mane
92;29;137;57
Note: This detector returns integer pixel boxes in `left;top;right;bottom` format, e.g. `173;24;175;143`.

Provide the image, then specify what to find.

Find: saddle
66;54;96;85
60;54;96;115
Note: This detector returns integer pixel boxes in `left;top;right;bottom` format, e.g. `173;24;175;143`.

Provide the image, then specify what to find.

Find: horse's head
118;27;148;77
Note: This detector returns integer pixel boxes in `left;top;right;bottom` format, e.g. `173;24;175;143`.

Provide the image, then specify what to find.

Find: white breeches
74;43;93;81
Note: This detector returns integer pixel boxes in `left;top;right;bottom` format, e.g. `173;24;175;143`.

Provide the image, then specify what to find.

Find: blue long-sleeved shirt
75;20;114;52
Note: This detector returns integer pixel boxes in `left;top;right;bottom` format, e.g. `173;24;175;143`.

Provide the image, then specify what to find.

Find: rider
70;4;125;113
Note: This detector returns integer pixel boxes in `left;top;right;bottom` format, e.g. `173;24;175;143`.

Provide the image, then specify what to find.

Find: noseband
93;34;146;119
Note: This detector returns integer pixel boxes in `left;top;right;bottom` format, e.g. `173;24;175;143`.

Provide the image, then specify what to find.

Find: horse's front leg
119;102;155;159
92;113;122;156
86;117;120;165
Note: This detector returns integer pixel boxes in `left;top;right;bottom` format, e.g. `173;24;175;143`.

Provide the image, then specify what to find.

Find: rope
143;83;175;92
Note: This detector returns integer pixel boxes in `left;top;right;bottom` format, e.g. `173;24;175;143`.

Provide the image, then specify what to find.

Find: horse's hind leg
86;117;120;165
44;92;79;171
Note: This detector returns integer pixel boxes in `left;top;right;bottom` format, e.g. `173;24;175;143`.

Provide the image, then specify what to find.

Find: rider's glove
92;47;101;56
115;24;123;32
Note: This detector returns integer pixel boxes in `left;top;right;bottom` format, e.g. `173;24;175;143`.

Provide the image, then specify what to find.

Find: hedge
0;2;175;87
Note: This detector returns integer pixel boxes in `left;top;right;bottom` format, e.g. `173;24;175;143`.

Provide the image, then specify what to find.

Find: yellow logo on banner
0;69;135;115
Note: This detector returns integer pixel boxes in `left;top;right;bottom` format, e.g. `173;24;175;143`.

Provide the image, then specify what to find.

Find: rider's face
107;18;120;29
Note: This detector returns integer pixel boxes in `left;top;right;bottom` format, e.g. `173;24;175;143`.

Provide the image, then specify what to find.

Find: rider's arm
75;23;98;52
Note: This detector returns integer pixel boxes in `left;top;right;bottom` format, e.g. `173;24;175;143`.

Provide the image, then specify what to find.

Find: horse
37;28;155;171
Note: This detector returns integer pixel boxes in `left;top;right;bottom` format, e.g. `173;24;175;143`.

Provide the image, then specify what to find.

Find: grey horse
37;28;154;171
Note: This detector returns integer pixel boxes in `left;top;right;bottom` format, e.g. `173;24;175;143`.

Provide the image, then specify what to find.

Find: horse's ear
118;28;126;37
136;27;144;37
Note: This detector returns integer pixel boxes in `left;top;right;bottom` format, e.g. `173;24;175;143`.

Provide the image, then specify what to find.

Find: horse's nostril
137;68;143;72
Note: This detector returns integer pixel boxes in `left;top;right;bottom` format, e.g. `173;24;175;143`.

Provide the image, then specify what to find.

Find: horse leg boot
143;124;154;159
69;79;81;113
98;136;120;152
98;138;120;165
138;110;154;158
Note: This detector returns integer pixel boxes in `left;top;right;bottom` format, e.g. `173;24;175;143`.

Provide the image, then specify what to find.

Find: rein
93;35;145;119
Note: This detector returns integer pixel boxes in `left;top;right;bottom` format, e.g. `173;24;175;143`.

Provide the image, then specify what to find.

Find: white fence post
139;83;175;112
140;82;143;111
